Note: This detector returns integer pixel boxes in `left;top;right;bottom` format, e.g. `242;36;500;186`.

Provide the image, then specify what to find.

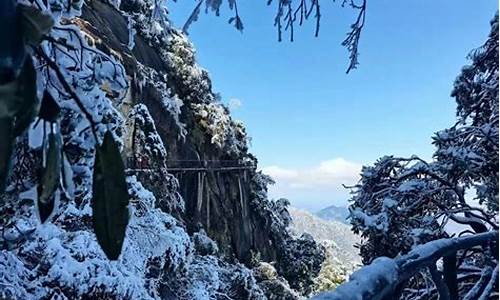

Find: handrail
126;166;256;173
125;157;256;172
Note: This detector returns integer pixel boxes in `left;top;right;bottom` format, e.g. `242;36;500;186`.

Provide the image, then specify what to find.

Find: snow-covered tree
349;156;451;264
312;250;348;293
433;13;499;213
346;13;499;300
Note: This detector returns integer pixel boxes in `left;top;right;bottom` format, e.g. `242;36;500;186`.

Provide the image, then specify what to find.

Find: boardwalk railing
125;158;256;230
311;231;498;300
126;158;257;173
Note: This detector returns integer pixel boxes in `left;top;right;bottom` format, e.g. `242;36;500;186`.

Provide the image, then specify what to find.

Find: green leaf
92;131;129;260
37;131;61;222
18;4;54;46
13;56;39;136
0;117;13;192
38;90;60;123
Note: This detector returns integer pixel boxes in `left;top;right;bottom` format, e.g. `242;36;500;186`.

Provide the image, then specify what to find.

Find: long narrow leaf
13;56;39;136
37;130;61;222
0;117;13;192
92;131;129;260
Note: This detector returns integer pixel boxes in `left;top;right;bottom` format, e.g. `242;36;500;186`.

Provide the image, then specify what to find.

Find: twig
34;47;100;143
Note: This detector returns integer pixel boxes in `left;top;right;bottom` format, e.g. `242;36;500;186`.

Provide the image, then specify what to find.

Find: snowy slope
289;207;360;270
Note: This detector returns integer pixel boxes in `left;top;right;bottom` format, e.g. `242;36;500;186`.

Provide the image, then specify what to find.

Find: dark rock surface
80;0;282;266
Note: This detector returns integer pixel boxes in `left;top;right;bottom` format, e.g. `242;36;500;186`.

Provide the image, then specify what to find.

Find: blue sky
168;1;498;211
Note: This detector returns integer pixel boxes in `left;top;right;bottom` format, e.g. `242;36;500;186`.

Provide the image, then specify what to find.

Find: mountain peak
315;205;350;224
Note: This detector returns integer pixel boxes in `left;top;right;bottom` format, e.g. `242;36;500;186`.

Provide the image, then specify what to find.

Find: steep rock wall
80;0;278;263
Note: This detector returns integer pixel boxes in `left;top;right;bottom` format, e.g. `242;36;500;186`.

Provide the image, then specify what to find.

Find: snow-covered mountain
289;207;360;269
315;205;350;224
288;207;361;294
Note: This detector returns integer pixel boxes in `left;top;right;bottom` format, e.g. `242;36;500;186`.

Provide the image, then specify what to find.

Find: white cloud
262;158;361;189
228;98;242;110
262;166;299;180
261;158;363;211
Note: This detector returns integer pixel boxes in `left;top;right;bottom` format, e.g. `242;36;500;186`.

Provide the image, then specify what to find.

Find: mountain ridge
289;207;360;270
315;204;350;224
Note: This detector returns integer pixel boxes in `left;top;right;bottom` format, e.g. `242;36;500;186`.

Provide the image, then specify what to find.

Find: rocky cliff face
0;1;325;299
81;0;294;266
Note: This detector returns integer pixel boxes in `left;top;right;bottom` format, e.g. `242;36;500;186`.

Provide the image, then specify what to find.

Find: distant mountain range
288;207;361;270
315;205;350;224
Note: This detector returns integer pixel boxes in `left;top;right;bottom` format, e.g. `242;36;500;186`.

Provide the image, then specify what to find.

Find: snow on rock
0;175;192;299
137;63;188;139
183;256;266;300
127;104;168;160
192;229;219;256
192;102;249;155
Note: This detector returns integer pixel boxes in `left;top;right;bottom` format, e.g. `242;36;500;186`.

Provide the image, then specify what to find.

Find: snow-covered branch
181;0;367;73
311;231;498;300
